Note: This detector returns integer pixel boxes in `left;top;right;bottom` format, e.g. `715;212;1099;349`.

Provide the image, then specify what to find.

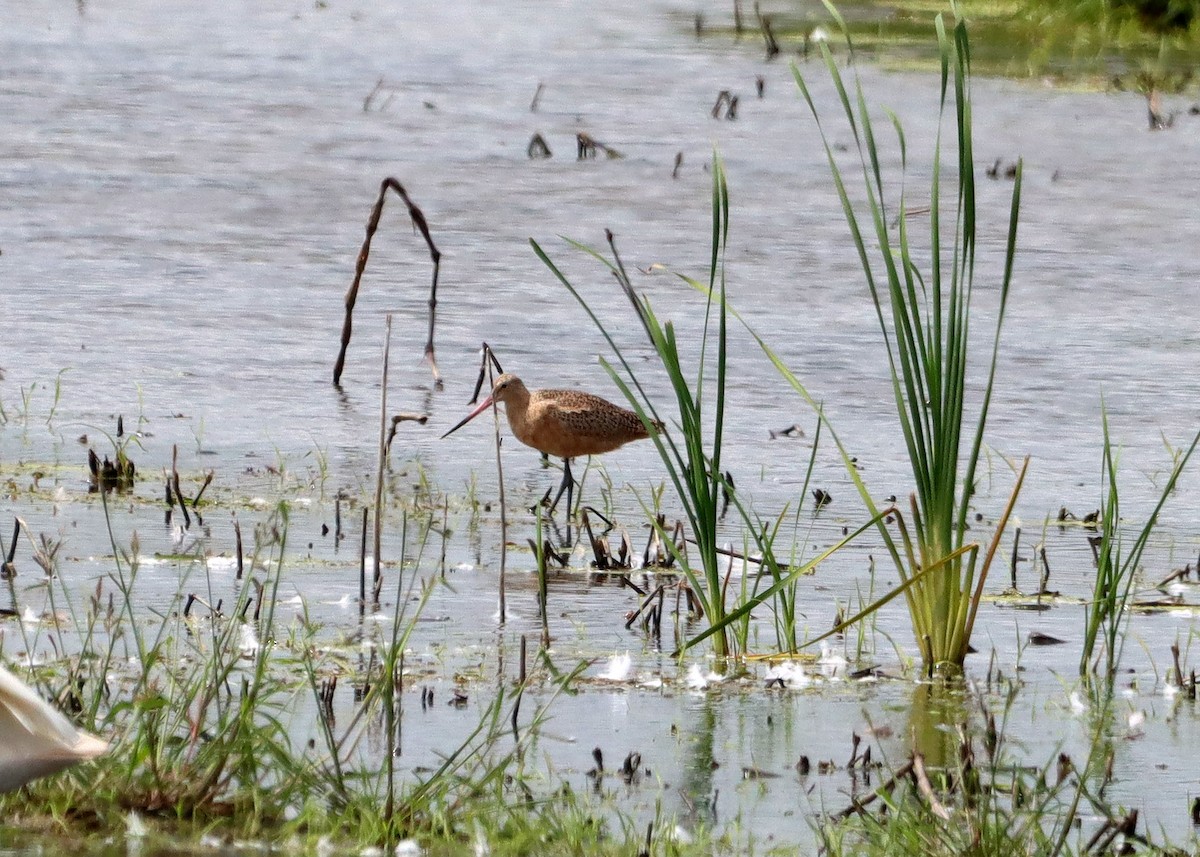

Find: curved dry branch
333;177;442;387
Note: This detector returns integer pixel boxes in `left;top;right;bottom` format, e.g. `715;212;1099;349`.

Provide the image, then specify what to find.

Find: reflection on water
2;0;1200;849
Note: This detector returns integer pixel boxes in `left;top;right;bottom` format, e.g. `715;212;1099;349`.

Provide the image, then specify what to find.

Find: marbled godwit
442;373;663;515
0;665;108;792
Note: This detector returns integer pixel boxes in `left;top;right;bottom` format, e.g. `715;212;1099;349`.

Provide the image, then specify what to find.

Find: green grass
534;163;875;660
1079;406;1200;683
1;496;707;855
761;7;1026;675
819;678;1136;857
750;0;1200;86
535;163;739;658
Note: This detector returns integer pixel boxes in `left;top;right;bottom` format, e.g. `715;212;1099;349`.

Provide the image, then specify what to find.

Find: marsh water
3;0;1200;850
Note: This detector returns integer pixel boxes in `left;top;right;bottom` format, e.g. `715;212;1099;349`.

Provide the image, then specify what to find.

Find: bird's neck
502;386;532;436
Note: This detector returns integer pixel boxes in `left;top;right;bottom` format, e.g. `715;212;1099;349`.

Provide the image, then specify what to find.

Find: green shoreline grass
714;0;1200;89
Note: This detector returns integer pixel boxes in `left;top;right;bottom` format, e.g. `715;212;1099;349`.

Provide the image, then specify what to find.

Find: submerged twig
385;413;429;457
831;759;916;820
192;470;214;508
527;133;552;159
1;518;18;577
171;445;191;529
234;518;244;580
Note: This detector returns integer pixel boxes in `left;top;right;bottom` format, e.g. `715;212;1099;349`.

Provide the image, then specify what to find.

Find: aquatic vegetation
534;167;740;658
819;680;1142;857
1017;0;1200;39
6;1;1200;853
535;163;868;660
1079;405;1199;683
776;10;1027;676
752;0;1200;85
0;499;680;854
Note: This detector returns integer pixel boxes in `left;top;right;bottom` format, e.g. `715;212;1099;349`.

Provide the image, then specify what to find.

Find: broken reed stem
626;584;669;630
234;518;244;580
385;413;429;456
689;538;790;571
511;634;527;741
359;506;369;617
171;445;191;529
1010;525;1021;590
440;496;449;577
372;316;393;598
534;507;549;645
333;177;442;387
496;443;508;623
192;470;214;508
477;344;508;622
582;509;598;565
831;759;916;820
911;752;951;820
0;518;18;575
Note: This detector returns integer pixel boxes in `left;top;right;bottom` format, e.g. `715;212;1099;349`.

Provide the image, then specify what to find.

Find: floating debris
741;766;779;780
768;423;805;439
711;90;739;120
576;133;621;160
527;133;552;159
1027;631;1067;646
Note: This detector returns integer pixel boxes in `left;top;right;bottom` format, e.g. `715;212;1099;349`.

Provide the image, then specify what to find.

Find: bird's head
441;374;526;440
489;373;526;404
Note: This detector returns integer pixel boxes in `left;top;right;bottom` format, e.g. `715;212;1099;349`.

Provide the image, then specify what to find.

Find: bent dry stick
333;177;442;387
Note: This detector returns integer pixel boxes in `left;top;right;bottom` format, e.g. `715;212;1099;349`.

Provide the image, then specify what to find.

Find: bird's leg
547;457;575;519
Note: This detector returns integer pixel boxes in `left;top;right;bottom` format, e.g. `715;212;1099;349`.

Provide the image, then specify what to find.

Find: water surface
3;0;1200;849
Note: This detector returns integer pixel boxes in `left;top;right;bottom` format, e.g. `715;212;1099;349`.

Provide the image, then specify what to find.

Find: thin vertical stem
373;315;392;596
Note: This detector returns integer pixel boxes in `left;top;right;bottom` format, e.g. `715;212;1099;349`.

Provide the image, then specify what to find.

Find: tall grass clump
786;9;1026;675
1079;407;1199;683
1;492;648;853
1;501;307;824
534;165;736;658
534;163;868;659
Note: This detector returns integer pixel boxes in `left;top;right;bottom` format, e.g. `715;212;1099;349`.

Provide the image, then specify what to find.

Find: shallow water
3;0;1200;850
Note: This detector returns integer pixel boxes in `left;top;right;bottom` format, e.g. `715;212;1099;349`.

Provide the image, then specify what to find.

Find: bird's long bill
440;395;494;439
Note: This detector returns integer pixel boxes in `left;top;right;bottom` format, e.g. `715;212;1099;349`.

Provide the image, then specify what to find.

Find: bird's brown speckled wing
530;388;652;457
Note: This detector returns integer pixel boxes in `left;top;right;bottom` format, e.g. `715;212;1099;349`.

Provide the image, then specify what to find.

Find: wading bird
0;664;108;793
442;373;663;516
